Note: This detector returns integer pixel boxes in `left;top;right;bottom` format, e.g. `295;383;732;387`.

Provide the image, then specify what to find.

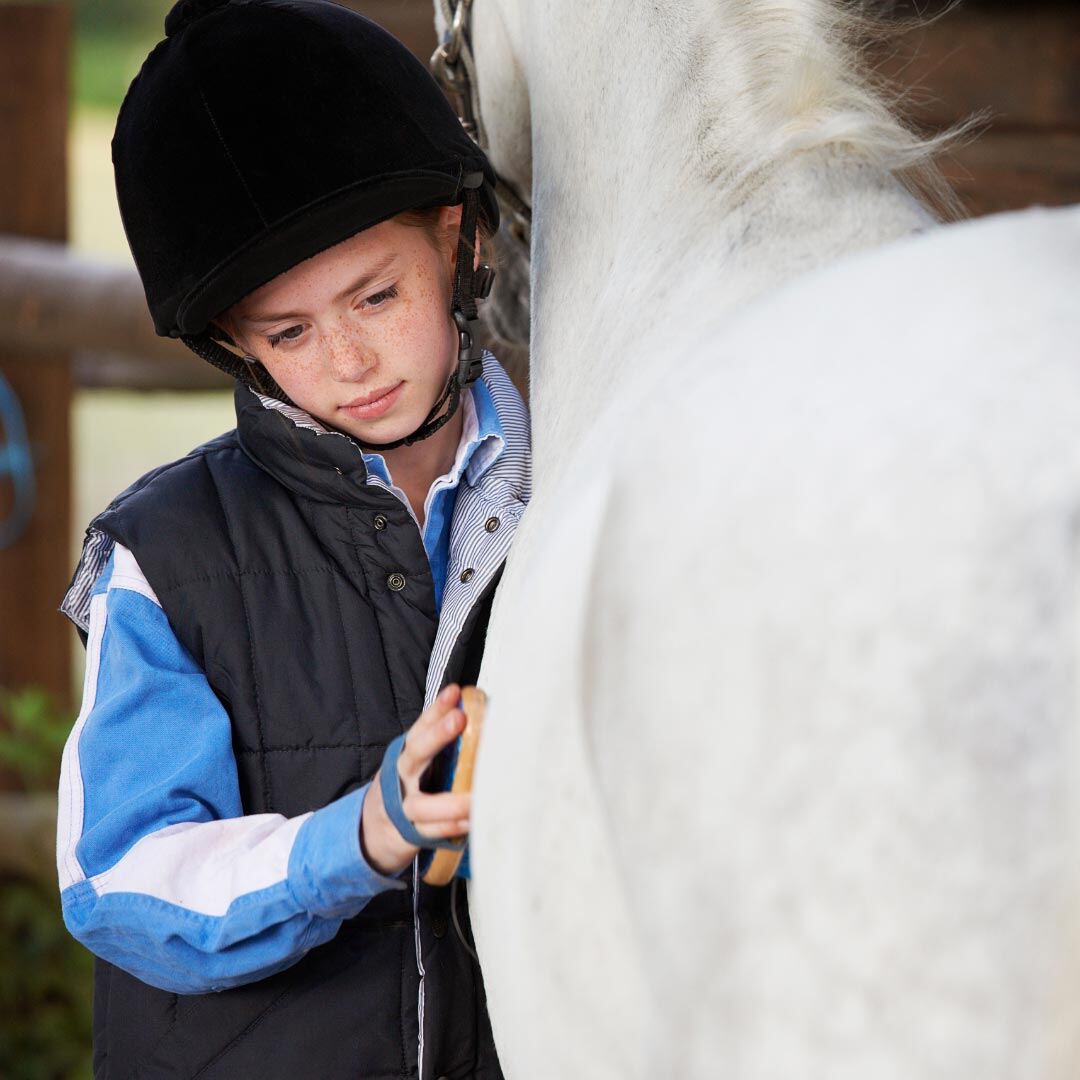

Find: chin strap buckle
473;262;495;300
453;307;485;386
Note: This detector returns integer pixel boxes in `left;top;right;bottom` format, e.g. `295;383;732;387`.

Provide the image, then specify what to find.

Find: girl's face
221;204;465;446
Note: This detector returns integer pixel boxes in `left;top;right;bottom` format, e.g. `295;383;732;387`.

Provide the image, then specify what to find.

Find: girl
54;2;529;1077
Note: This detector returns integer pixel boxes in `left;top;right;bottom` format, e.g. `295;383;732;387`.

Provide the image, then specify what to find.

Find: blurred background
0;0;1077;1075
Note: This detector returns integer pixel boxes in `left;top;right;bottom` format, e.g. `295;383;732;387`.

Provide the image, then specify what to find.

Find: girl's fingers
402;791;471;823
412;818;471;841
400;685;463;774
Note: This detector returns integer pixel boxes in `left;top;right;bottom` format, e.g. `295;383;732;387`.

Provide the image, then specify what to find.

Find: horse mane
686;0;979;220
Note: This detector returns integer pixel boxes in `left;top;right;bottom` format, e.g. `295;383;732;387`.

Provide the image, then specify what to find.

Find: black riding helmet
112;0;499;449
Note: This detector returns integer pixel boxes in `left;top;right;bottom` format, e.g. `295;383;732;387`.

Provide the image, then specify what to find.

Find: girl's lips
339;381;403;420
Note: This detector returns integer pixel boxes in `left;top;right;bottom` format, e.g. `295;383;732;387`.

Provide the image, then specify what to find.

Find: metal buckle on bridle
441;0;471;65
430;0;478;142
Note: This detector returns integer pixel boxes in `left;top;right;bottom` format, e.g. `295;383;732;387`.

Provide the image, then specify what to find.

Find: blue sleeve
56;542;408;995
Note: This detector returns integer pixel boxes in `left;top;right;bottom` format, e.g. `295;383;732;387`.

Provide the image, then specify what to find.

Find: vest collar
234;380;376;505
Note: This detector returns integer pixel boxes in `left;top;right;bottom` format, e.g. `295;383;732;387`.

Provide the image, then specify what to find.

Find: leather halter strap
431;0;533;251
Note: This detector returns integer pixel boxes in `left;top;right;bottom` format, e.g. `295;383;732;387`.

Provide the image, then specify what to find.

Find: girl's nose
323;322;376;382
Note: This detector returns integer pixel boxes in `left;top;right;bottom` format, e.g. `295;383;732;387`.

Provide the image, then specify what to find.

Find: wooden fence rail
0;235;230;390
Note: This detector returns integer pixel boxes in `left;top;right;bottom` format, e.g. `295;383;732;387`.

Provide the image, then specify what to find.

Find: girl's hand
360;683;471;876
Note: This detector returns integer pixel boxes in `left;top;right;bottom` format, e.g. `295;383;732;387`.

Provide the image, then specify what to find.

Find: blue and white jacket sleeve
56;542;407;995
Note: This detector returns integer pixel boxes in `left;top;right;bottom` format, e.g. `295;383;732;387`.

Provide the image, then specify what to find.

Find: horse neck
516;0;938;488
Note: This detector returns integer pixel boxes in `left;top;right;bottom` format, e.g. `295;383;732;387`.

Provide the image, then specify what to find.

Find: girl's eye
363;284;399;309
265;284;398;348
266;324;304;349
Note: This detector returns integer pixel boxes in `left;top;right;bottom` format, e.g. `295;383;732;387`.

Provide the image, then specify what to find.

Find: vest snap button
484;516;500;533
333;467;343;476
460;567;475;583
387;572;406;592
373;514;387;530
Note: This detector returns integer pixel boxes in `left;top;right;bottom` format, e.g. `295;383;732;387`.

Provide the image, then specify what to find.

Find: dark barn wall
875;1;1080;216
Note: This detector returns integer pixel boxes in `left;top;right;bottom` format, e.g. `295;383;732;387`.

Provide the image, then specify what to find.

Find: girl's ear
441;202;480;274
441;202;464;231
441;202;464;266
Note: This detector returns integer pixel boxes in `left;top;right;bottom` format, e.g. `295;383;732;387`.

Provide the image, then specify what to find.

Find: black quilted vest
80;381;509;1080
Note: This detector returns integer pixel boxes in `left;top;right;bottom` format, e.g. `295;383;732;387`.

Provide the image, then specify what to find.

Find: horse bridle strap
431;0;533;249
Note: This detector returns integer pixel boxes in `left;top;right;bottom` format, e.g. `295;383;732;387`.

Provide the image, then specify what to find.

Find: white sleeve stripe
87;812;315;917
56;589;107;892
110;542;161;606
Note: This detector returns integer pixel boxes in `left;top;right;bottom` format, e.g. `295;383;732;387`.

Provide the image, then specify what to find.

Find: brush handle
422;685;487;886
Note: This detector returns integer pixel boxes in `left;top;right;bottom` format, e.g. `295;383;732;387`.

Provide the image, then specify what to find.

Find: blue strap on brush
379;732;469;853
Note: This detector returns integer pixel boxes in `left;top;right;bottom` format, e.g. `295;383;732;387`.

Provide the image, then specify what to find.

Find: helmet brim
173;166;498;337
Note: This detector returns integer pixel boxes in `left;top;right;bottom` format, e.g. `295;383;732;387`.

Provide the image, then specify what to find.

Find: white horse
436;1;1080;1076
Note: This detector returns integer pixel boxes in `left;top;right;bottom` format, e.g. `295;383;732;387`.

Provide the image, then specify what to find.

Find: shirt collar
463;375;506;487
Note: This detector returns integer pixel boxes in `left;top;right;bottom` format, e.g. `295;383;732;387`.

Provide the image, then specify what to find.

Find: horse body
442;1;1080;1074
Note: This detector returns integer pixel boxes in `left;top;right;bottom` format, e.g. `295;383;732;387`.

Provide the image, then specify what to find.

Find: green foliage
0;877;94;1080
71;0;171;110
74;0;169;38
73;29;161;111
0;686;71;793
0;688;94;1079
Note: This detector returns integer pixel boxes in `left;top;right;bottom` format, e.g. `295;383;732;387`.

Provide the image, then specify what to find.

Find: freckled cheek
266;350;325;397
282;353;324;380
378;309;414;349
385;297;449;355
